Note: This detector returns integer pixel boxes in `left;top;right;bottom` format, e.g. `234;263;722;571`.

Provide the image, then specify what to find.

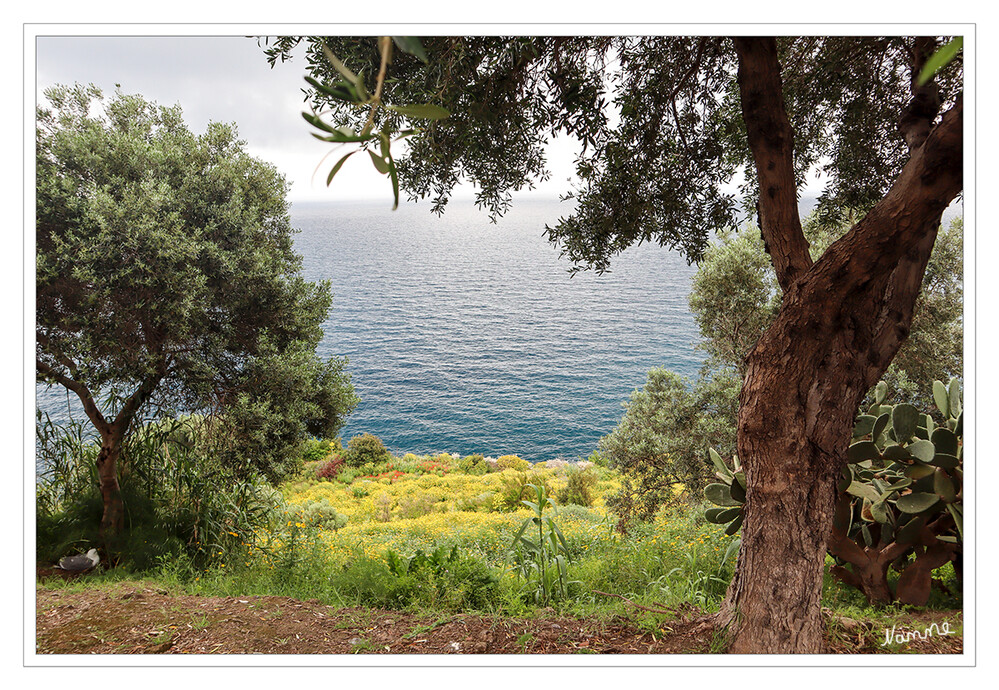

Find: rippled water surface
36;198;706;462
36;195;964;464
294;199;704;461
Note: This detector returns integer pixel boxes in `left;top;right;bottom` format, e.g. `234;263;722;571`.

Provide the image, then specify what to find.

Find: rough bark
732;37;813;293
96;431;126;539
716;37;963;653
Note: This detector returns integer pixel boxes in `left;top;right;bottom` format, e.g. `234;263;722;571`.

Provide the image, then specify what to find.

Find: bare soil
34;577;963;656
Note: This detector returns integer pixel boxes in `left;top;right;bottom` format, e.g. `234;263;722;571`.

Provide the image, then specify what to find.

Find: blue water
294;198;704;461
33;196;724;462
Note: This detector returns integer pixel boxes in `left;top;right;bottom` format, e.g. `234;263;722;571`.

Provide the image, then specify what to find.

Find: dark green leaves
36;85;358;483
391;36;429;63
892;404;921;444
704;483;741;507
917;37;963;86
848;440;881;463
327;150;360;185
367;149;390;174
300;39;450;210
896;492;940;514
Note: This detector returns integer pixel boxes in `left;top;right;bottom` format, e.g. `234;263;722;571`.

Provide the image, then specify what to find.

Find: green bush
600;367;740;525
36;414;283;571
288;499;349;531
499;471;553;511
302;438;333;465
331;546;500;612
471;459;493;475
343;433;391;468
497;454;530;472
559;467;598;507
458;454;485;473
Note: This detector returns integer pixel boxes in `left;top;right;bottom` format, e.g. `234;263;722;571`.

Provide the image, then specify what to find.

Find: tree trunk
717;37;962;653
96;433;125;542
718;338;864;652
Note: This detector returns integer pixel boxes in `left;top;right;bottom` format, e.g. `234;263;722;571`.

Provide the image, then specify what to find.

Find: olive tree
266;35;963;653
36;85;358;540
690;214;963;396
599;368;740;525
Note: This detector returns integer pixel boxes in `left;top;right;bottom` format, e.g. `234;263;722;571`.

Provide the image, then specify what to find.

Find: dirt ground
34;578;963;656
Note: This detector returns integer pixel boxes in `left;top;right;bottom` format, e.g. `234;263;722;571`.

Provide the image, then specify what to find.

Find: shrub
497;455;529;472
499;470;554;511
35;413;282;570
600;367;740;525
558;467;598;507
316;455;344;481
704;376;965;608
343;433;391;468
302;438;333;465
337;467;360;484
586;450;611;468
289;499;348;531
471;459;493;475
458;454;484;473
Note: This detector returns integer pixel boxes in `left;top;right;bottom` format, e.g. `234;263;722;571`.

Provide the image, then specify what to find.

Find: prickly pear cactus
703;377;963;607
831;377;963;605
702;448;745;537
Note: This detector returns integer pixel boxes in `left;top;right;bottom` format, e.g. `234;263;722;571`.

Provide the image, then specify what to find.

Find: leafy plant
499;470;553;511
703;377;964;606
701;448;746;537
343;433;391;468
302;439;334;465
316;455;344;481
601;368;740;526
458;454;485;473
36;413;283;570
299;36;449;208
496;455;530;472
510;484;578;606
827;377;963;606
287;499;349;531
558;466;597;507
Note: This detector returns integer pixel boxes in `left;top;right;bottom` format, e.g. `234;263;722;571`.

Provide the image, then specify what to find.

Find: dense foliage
36;85;359;491
599;368;740;524
343;433;392;468
264;36;961;272
42;439;959;628
703;376;964;606
689;215;963;401
36;414;283;570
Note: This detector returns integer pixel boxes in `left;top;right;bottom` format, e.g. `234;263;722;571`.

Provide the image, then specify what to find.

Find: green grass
37;450;962;628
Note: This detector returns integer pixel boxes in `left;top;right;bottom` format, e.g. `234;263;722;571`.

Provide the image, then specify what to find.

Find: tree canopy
36;85;359;531
265;36;961;270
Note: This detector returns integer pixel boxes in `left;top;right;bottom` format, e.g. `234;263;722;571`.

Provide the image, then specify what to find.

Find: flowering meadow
161;446;748;617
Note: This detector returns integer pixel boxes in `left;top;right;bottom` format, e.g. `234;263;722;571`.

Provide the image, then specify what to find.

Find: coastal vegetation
35;85;358;546
276;35;964;653
35;34;965;655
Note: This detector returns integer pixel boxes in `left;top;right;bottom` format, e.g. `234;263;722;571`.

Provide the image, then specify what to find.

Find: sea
35;195;963;464
293;198;704;461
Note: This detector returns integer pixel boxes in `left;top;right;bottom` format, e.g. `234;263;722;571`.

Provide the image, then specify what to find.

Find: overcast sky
34;34;584;205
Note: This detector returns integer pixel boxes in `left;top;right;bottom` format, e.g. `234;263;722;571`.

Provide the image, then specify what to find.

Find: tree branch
809;96;962;304
110;357;169;439
899;37;943;152
732;37;813;293
36;358;109;436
